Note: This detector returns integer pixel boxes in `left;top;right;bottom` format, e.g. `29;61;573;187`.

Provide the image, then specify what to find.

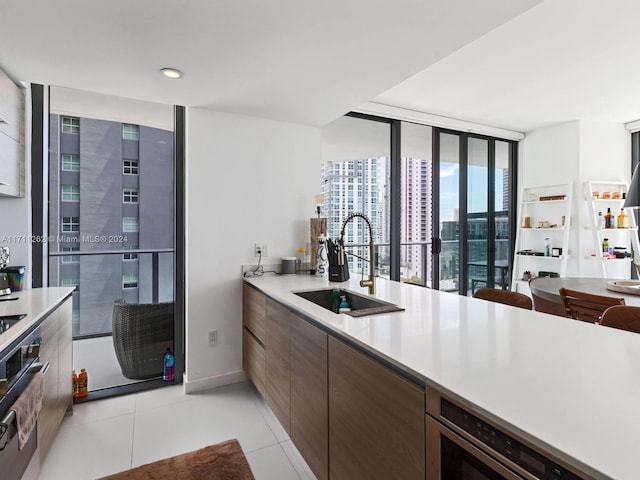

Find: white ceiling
373;0;640;132
3;0;637;133
0;0;539;127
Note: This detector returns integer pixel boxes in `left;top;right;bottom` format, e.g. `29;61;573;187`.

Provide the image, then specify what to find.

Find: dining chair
473;288;533;310
558;288;625;323
600;305;640;333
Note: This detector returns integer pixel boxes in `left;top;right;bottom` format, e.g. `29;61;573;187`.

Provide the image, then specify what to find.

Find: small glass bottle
544;238;550;257
598;211;605;229
617;208;629;229
602;238;609;254
604;208;614;229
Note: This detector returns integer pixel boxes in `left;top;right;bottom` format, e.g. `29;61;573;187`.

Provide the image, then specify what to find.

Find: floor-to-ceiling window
321;114;517;294
33;85;184;399
320;114;391;279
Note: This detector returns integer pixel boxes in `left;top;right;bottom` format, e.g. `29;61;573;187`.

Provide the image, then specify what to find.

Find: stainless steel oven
426;389;586;480
0;325;45;480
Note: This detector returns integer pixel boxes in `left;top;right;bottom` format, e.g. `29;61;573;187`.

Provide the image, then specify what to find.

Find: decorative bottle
163;348;175;382
602;238;609;254
604;208;614;229
77;368;88;398
72;370;78;400
617;209;629;229
544;238;550;257
315;235;328;278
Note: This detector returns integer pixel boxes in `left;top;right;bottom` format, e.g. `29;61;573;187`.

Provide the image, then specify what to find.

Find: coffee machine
0;247;10;296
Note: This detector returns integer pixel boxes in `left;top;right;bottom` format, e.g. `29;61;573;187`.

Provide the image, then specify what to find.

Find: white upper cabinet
0;67;24;198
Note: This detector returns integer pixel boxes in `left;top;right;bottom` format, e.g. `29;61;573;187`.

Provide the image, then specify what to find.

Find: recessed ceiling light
160;68;183;79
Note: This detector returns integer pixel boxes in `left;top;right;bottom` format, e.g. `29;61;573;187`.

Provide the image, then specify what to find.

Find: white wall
519;120;631;279
185;108;320;392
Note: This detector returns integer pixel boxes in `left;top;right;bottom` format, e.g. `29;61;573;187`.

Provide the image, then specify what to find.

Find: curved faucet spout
339;212;376;295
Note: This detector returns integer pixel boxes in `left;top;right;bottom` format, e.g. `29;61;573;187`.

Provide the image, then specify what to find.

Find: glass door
47;86;180;396
434;132;461;292
433;130;515;295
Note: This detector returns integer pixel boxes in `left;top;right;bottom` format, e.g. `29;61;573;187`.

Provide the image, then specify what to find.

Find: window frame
122;274;139;289
61;184;80;202
122;124;140;141
123;188;139;204
62;154;80;171
123;159;139;175
122;216;139;232
61;116;80;134
62;216;80;232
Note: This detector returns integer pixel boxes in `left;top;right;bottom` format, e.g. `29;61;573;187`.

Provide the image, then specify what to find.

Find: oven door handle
0;409;16;451
30;361;49;375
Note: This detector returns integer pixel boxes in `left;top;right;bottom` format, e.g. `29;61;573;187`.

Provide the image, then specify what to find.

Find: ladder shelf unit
512;183;573;293
584;180;640;278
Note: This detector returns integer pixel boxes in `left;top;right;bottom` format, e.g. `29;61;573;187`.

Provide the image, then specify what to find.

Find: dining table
528;276;640;316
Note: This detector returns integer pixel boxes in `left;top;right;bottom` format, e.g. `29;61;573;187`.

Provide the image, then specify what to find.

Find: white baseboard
183;369;246;394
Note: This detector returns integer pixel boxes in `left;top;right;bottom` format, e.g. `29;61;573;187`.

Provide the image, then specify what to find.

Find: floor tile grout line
129;393;138;468
277;441;306;480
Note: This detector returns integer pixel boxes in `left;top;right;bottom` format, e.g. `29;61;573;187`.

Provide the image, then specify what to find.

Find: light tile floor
37;381;316;480
73;336;142;391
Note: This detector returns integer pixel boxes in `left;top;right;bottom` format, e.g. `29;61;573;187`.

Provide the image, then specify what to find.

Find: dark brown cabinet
328;336;425;480
290;314;328;480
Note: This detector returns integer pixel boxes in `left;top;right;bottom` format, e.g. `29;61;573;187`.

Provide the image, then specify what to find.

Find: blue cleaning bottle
163;348;175;382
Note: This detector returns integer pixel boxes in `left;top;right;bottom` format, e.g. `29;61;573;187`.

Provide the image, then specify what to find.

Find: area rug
98;438;255;480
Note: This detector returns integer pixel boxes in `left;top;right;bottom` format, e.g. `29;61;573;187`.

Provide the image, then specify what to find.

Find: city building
48;114;174;337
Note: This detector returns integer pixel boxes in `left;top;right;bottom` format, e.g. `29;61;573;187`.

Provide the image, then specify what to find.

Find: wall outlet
207;329;218;347
254;243;268;257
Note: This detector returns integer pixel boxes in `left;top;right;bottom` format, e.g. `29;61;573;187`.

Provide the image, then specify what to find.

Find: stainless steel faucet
338;213;376;295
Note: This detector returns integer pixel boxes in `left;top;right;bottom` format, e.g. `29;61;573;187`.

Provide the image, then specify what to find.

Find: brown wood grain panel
243;327;266;398
243;284;266;343
38;310;60;461
290;314;328;480
328;337;425;480
265;298;291;434
56;299;74;416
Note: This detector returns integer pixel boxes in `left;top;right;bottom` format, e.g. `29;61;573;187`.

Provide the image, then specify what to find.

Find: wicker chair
112;300;174;380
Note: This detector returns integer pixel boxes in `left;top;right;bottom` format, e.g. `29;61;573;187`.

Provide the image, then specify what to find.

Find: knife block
329;262;350;282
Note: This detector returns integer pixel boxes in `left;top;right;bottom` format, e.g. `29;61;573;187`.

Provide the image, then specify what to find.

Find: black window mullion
486;139;496;289
459;133;468;296
390;120;401;282
432;130;441;290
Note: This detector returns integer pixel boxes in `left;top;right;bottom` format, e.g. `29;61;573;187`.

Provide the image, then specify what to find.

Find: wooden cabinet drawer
243;284;266;343
265;298;291;434
243;327;266;398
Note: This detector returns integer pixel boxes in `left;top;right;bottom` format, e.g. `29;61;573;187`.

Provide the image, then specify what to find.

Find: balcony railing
48;248;174;339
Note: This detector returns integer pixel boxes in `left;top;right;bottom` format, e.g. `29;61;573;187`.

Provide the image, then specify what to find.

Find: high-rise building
321;158;384;274
401;158;433;282
49;114;174;337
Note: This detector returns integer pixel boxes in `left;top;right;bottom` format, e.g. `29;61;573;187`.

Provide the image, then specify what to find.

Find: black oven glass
5;348;22;386
441;435;508;480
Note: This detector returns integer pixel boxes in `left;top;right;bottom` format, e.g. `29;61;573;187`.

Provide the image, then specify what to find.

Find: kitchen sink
293;288;404;317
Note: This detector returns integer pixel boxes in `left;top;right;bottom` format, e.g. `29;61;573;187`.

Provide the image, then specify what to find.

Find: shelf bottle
617;208;629;229
604;208;614;229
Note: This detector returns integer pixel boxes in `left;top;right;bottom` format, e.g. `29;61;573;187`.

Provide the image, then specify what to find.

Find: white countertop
0;287;75;351
245;274;637;480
